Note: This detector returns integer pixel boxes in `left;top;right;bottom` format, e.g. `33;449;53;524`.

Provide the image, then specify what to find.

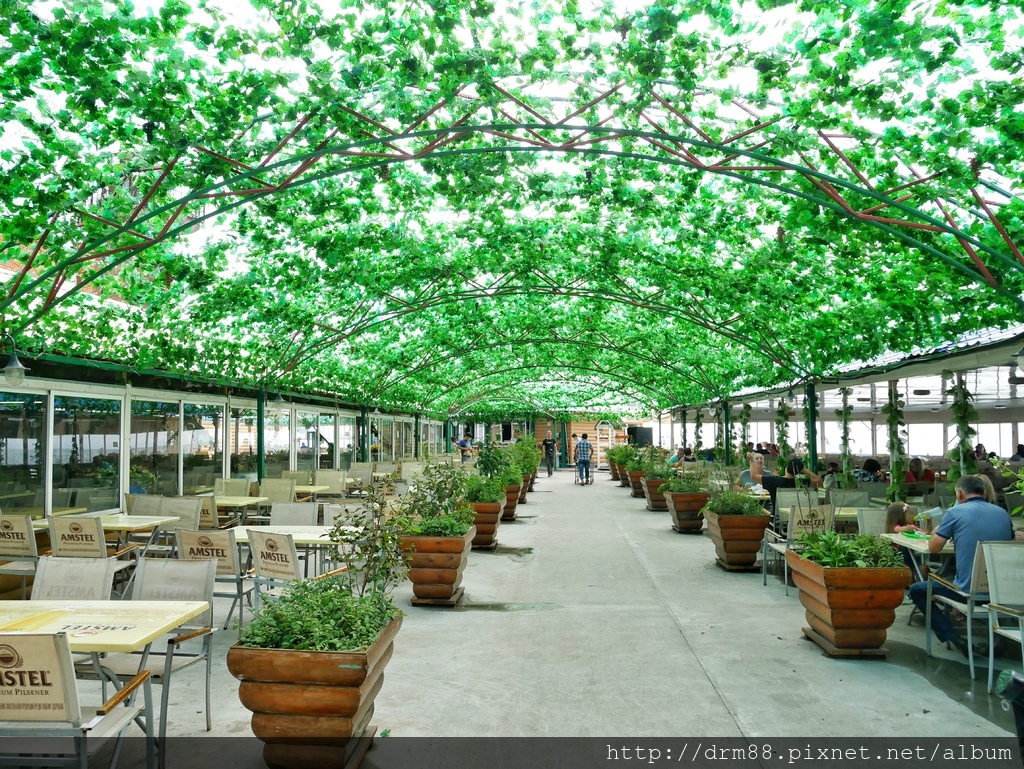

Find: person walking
541;431;558;476
574;433;594;485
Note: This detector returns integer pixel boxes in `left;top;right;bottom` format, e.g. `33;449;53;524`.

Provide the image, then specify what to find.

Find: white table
884;531;955;581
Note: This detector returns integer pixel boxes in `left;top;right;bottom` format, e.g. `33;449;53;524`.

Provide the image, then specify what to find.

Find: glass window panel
377;417;394;462
295;411;319;476
907;423;944;459
130;399;179;496
55;396;120;513
229;408;258;480
183;403;223;495
339;417;356;470
821;421;841;454
0;392;47;514
976;423;1012;459
848;421;876;457
318;414;336;470
265;407;290;479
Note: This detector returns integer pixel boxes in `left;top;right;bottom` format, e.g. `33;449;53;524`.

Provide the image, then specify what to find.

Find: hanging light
1;335;28;387
273;391;285;404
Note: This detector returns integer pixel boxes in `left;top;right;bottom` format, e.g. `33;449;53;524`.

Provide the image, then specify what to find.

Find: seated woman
752;457;822;511
903;457;936;487
861;458;885;481
682;447;697;463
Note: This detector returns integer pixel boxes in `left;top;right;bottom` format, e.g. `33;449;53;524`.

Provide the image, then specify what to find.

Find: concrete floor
113;469;1018;765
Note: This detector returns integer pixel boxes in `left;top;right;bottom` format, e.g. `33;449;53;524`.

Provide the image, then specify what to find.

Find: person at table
682;447;697;463
974;443;988;462
886;501;923;572
739;453;773;487
1011;444;1024;462
907;474;1013;657
755;443;771;456
904;457;936;487
821;461;841;490
751;457;822;511
667;447;686;465
861;458;885;481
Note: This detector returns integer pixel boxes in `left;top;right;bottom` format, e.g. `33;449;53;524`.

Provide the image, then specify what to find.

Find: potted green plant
702;490;771;570
787;531;910;656
226;482;409;768
478;441;522;520
659;466;712;533
465;474;506;550
625;445;658;498
398;462;477;606
605;445;630;481
640;458;673;512
613;444;637;488
507;441;541;500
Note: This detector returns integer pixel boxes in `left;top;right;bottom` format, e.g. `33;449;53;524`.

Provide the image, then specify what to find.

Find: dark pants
578;459;591;482
545;453;555;476
909;580;963;643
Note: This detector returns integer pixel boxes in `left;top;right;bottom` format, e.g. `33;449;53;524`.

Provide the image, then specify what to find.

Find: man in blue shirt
908;474;1013;656
574;433;594;485
457;432;473;463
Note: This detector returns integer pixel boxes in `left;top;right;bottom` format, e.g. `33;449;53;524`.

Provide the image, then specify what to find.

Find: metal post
414;414;421;459
256;389;266;482
681;410;688;448
359;406;368;462
723;400;731;466
805;383;818;471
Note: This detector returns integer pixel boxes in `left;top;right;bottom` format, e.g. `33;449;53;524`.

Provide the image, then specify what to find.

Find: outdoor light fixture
1;334;28;387
273;391;285;403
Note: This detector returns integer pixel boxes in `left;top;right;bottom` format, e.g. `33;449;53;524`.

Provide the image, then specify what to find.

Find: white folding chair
135;496;201;557
269;502;318;526
48;517;137;596
31;555;118;601
92;558;216;769
762;505;834;595
0;515;39;598
0;632;155;769
280;470;311;485
248;529;301;610
926;541;991;679
313;469;347;501
828;489;870;509
130;495;166;517
856;507;889;535
176;528;254;637
985;542;1024;692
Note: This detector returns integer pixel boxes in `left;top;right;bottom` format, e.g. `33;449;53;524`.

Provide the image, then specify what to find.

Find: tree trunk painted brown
627;470;646;498
665;492;710;533
226;615;402;767
786;551;910;651
704;511;771;567
641;476;670;511
400;527;475;600
503;484;521;520
470;499;504;548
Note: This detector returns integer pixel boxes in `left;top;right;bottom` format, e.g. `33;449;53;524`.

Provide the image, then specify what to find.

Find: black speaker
627;426;653;447
501;423;513;441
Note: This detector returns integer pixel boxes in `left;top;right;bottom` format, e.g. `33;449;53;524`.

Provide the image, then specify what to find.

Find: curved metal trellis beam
7;78;1024;332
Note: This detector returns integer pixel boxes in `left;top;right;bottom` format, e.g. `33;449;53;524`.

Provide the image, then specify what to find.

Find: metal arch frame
7;79;1024;332
424;366;669;415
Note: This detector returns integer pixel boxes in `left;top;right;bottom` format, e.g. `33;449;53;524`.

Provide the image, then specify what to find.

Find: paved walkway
144;468;1015;764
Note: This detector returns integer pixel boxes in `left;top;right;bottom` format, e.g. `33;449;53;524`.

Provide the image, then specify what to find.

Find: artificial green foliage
1;0;1024;422
883;381;909;501
693;409;703;452
660;465;711;494
945;371;979;486
835;387;857;488
701;491;767;516
774;399;793;473
475;440;506;480
793;532;907;570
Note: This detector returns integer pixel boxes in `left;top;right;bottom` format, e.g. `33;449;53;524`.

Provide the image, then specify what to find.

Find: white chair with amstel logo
248;529;301;611
0;515;40;598
30;556;118;601
0;631;155;769
89;558;216;769
176;528;253;637
48;516;136;596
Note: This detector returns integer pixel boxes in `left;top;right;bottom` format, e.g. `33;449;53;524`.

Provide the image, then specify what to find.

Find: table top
31;514;180;532
884;531;955;554
5;507;89;521
216;496;269;508
0;600;209;653
234;525;346;545
871;496;925;507
295;485;329;494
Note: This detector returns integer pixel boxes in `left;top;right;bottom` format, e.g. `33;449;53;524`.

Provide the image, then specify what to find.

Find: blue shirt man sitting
908;474;1013;656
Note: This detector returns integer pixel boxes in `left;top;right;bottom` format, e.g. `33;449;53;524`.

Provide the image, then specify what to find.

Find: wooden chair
985;542;1024;692
176;528;253;637
0;515;39;598
91;558;216;769
31;556;118;601
0;632;155;769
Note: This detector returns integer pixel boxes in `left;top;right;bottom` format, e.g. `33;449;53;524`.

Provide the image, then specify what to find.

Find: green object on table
904;531;930;540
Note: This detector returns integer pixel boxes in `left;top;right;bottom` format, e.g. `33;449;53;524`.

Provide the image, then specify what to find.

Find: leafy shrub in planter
465;475;505;504
702;490;766;516
791;531;905;568
398;462;475;537
660;470;710;494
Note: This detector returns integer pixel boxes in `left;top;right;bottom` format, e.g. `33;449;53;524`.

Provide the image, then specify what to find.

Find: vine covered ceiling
2;0;1023;420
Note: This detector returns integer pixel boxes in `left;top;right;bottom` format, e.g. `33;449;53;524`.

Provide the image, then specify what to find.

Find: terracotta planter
609;463;621;481
641;477;670;511
470;500;504;549
528;469;537;492
704;511;771;570
786;550;910;655
665;491;710;533
518;474;530;503
503;484;521;520
617;464;631;488
400;527;475;604
627;470;646;498
227;614;402;769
